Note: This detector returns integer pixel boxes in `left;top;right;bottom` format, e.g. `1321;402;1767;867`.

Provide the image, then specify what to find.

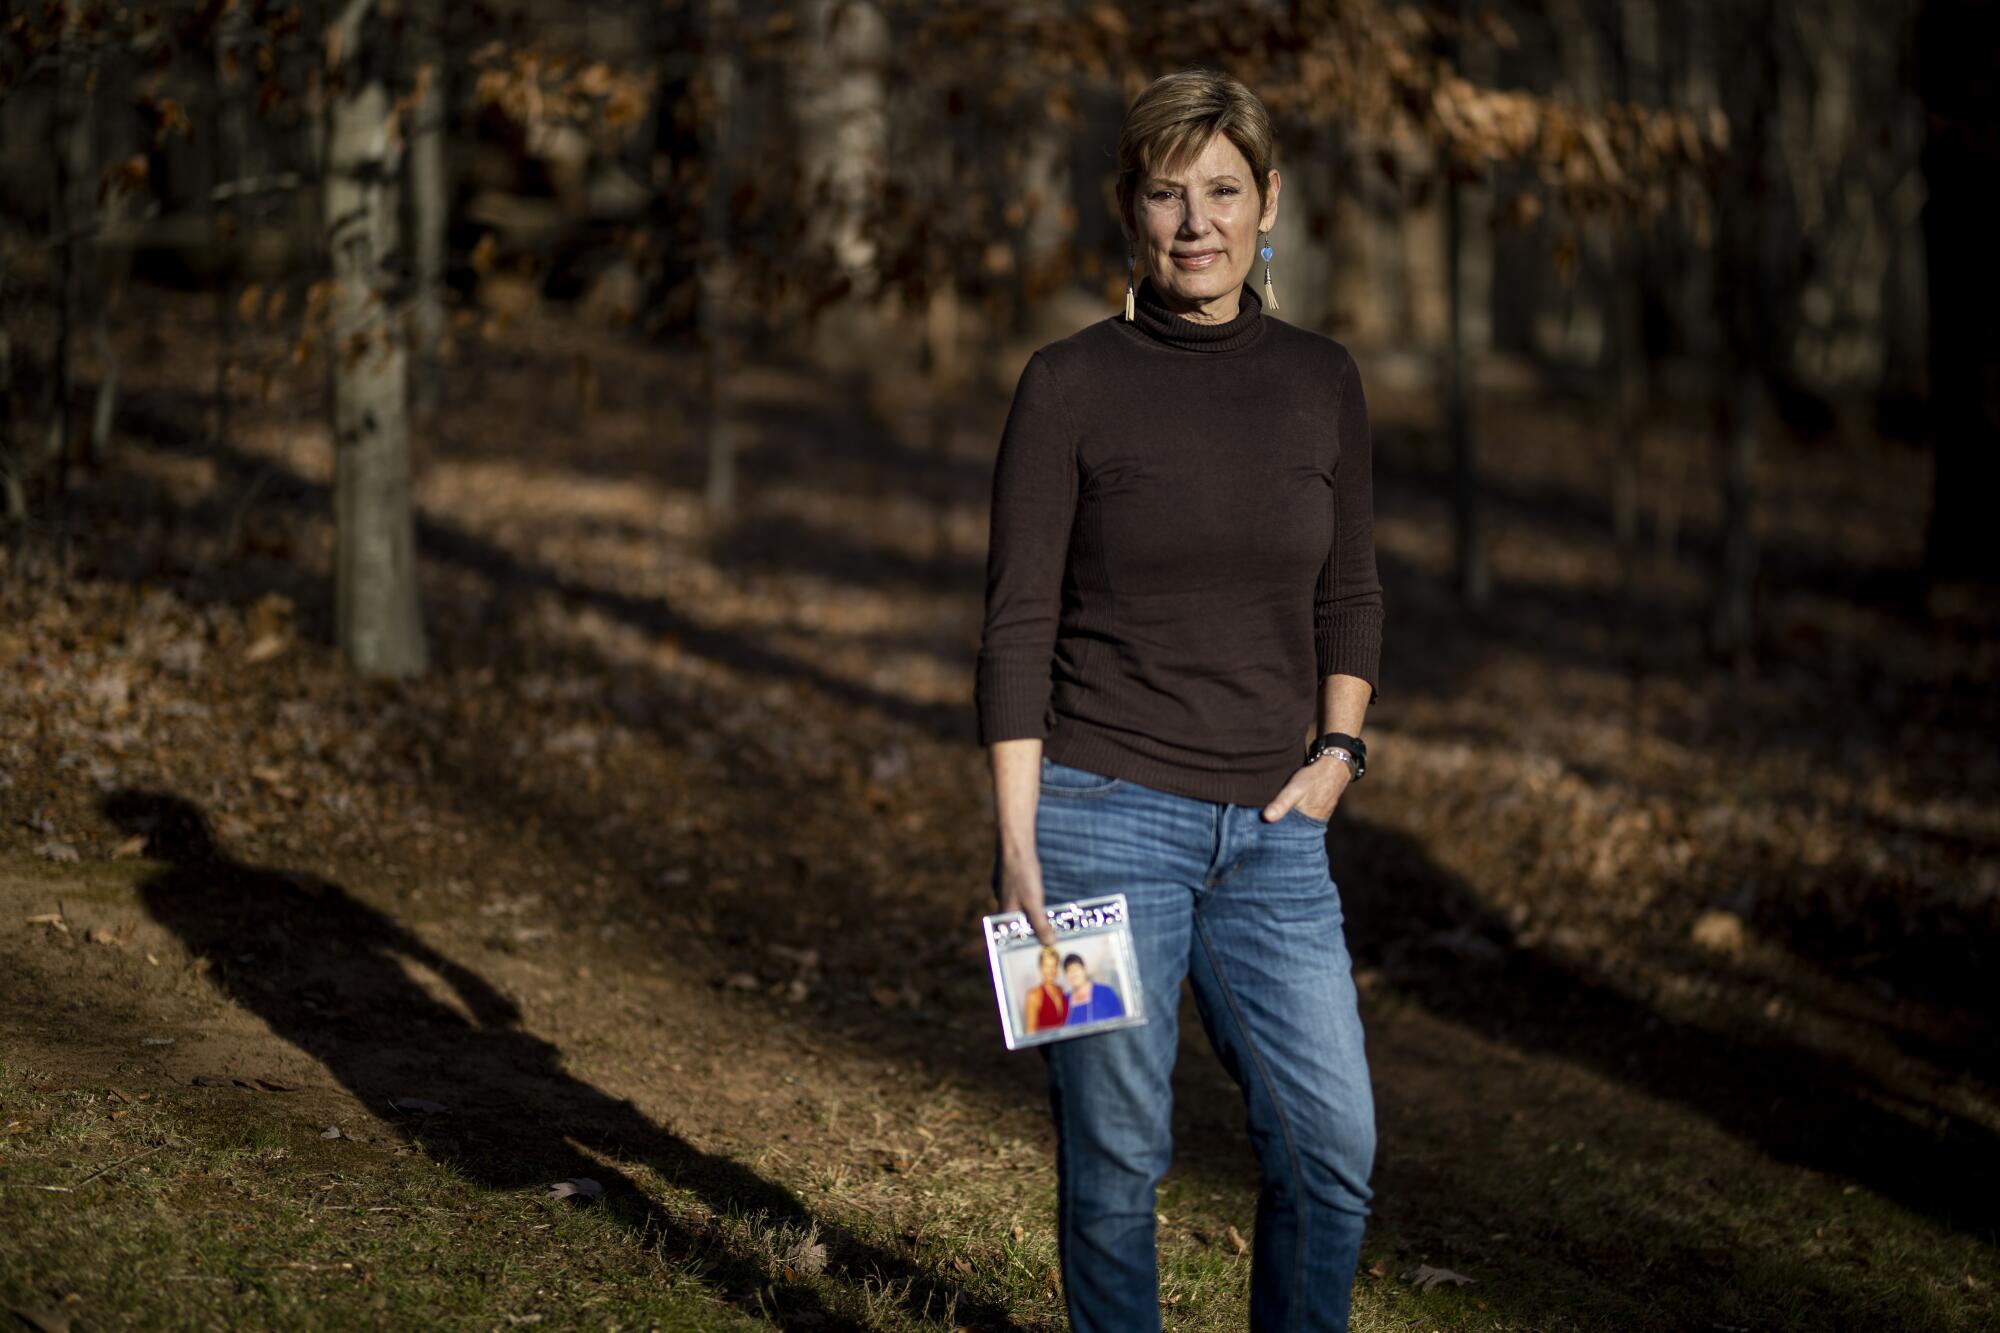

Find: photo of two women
1015;942;1130;1036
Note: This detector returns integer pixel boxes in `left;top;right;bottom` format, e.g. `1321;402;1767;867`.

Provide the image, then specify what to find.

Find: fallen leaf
34;841;80;864
322;1125;350;1140
24;913;70;933
546;1177;604;1202
1690;909;1746;956
112;834;149;859
390;1097;449;1115
768;943;820;972
1225;1224;1249;1255
1008;1224;1024;1244
1366;1259;1388;1279
242;634;288;664
785;1230;828;1275
1406;1264;1476;1290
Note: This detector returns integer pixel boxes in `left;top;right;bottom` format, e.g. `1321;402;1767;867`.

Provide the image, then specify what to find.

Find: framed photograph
982;893;1147;1050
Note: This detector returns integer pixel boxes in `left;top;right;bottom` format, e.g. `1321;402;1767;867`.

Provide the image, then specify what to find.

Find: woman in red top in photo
1022;944;1070;1033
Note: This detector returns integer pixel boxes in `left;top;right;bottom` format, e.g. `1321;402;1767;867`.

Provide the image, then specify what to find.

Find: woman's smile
1171;249;1223;270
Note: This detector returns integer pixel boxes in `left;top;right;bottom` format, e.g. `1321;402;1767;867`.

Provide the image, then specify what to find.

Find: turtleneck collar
1127;274;1266;353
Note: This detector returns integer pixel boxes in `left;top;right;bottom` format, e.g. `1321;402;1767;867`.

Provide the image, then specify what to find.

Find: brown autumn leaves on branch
3;0;1725;351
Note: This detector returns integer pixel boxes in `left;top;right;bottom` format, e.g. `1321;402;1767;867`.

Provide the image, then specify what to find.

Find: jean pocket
1283;804;1330;828
1039;756;1124;797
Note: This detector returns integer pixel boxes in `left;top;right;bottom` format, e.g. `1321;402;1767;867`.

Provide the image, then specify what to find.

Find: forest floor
3;290;1998;1331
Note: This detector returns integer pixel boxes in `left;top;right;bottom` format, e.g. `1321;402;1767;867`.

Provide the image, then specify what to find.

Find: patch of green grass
0;1062;765;1330
6;1051;1996;1333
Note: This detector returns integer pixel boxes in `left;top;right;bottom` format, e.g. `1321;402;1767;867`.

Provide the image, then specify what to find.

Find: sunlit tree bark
409;0;447;420
326;0;427;676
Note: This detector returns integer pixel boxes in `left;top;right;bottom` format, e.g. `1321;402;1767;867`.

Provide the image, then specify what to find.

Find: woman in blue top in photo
1060;954;1125;1026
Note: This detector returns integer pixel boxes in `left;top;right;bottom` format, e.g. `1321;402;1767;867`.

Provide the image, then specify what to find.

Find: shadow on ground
1330;815;2000;1241
106;788;1025;1333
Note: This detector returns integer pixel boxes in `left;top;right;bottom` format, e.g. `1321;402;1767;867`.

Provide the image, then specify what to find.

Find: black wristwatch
1304;731;1366;781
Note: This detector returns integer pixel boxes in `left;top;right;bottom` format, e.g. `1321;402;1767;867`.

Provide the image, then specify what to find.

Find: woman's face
1130;131;1280;323
1039;951;1059;984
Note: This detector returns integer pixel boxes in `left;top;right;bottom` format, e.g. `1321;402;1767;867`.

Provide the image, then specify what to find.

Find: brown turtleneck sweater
974;275;1384;807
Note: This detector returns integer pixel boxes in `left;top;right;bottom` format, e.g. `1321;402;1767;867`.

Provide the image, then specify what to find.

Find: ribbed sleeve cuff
1315;605;1384;702
974;658;1052;745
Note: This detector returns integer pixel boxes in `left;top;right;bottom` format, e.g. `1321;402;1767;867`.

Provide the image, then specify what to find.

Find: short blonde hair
1115;69;1276;236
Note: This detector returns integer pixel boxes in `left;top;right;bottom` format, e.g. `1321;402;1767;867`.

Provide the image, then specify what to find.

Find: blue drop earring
1259;232;1280;311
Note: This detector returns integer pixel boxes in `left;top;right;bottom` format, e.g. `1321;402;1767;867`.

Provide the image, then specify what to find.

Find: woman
1022;944;1071;1034
1058;953;1125;1027
976;69;1381;1333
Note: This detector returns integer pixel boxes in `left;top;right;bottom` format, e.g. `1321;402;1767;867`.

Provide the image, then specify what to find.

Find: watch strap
1305;731;1367;778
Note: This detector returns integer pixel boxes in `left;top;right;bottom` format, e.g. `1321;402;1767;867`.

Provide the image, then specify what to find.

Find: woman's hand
997;851;1059;946
1262;756;1353;824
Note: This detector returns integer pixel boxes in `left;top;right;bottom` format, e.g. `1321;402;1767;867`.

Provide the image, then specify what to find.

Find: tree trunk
1916;0;2000;590
1709;370;1760;661
327;0;428;676
48;3;88;514
1446;164;1489;609
1608;261;1644;556
1609;0;1657;562
791;0;887;367
1707;0;1786;663
699;0;740;517
409;0;448;420
211;0;248;454
0;327;21;532
1448;1;1492;609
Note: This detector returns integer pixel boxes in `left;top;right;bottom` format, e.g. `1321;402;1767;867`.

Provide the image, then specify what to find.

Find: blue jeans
996;756;1376;1332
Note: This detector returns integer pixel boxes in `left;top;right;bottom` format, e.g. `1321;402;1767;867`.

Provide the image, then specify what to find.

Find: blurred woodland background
1;2;1996;1330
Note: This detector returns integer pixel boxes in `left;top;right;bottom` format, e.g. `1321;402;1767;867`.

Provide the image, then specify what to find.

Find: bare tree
1916;0;2000;593
47;0;89;521
1708;0;1789;663
408;0;447;420
326;0;427;676
698;0;741;518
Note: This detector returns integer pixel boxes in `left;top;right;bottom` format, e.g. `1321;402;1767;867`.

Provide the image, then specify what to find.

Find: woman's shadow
104;788;1019;1333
